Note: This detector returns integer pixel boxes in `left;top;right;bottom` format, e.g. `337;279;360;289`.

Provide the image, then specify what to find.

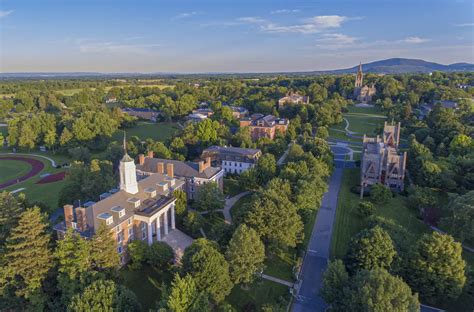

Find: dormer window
127;197;141;208
98;212;113;225
111;206;126;218
144;187;157;198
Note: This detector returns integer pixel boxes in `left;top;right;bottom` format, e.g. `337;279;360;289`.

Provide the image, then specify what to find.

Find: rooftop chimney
198;157;211;173
147;150;154;158
138;154;145;165
157;162;164;174
166;163;174;178
64;205;74;228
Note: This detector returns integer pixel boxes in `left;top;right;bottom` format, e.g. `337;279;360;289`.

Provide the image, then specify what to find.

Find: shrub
370;183;392;204
356;201;376;217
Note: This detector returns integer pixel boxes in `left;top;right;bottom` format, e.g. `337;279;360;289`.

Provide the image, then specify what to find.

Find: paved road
292;168;344;312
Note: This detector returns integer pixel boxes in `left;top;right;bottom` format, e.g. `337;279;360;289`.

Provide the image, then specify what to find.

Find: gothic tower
355;62;363;88
119;132;139;194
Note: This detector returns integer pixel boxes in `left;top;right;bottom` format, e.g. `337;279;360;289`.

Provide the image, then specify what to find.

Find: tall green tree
195;182;225;212
90;224;120;272
68;279;140;312
166;274;209;312
0;191;24;246
182;238;233;303
320;260;349;309
406;232;466;303
345;226;396;273
225;224;265;284
0;207;53;309
173;189;187;218
55;228;92;305
441;191;474;245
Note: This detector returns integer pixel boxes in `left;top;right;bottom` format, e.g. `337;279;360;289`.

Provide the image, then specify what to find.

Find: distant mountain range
1;58;473;79
315;58;474;74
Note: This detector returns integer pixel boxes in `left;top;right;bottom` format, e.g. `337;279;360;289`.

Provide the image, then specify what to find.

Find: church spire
119;131;138;194
121;131;134;162
355;62;363;88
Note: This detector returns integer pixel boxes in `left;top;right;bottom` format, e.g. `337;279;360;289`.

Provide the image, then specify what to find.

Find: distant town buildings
239;114;289;140
121;107;162;122
353;63;376;103
136;154;224;200
278;92;310;109
54;142;189;265
419;100;459;119
201;145;261;175
228;106;249;119
105;96;118;104
360;122;407;198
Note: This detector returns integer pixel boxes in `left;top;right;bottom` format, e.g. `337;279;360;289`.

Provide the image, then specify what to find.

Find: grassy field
119;264;173;311
0;159;32;184
226;278;290;310
329;105;386;142
1;154;66;212
114;122;180;142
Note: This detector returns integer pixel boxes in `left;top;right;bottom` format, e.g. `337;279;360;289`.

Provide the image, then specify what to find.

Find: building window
128;228;133;236
106;217;113;225
116;225;121;233
117;246;123;254
141;222;146;230
119;210;125;218
128;218;132;225
142;231;146;240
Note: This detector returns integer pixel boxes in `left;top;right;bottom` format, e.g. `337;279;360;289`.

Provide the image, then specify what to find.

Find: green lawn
330;169;430;259
56;84;174;96
114;122;180;142
0;159;32;184
229;193;252;224
119;264;173;311
226;278;291;311
264;250;297;282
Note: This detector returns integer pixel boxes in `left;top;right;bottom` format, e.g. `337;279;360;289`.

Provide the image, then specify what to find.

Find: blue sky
1;0;473;73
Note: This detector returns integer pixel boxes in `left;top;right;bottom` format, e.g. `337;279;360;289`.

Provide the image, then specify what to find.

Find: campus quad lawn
330;168;430;259
226;278;291;310
0;159;32;184
113;122;180;142
119;264;173;311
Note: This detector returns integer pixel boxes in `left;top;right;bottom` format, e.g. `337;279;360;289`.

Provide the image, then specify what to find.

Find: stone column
171;205;176;230
147;222;153;246
156;215;162;241
164;210;169;235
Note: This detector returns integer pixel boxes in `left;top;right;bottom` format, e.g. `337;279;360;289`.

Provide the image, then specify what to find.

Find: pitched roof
137;158;222;179
203;145;261;158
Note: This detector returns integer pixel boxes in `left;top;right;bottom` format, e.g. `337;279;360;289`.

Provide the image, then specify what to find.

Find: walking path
292;168;343;312
197;191;251;224
222;191;250;224
277;142;293;166
261;274;294;287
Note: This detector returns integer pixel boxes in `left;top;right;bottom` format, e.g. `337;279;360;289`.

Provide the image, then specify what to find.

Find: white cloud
454;22;474;27
237;17;267;24
258;15;350;34
315;33;358;47
270;9;300;14
0;10;13;18
399;36;431;44
174;11;199;20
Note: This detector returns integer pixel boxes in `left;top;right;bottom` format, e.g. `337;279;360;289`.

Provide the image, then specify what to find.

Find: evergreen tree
0;207;53;309
55;228;92;305
173;189;187;218
320;260;349;309
407;232;466;303
166;274;209;312
182;238;233;303
225;224;265;284
90;224;120;272
0;191;24;246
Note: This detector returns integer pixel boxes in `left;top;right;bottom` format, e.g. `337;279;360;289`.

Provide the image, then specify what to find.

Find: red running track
0;156;45;189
